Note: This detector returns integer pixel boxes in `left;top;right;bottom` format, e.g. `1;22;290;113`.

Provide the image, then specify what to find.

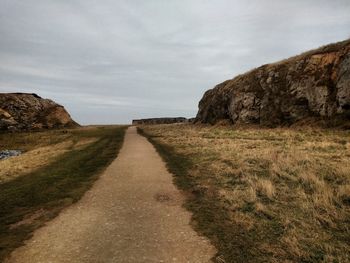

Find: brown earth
0;93;79;131
196;39;350;127
5;126;216;263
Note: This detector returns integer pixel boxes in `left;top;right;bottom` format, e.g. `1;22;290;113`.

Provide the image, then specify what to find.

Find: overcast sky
1;0;350;124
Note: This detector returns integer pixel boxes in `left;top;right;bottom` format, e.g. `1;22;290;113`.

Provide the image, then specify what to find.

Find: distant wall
132;117;189;125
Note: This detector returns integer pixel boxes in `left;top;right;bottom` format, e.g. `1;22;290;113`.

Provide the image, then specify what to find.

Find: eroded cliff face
196;39;350;127
0;93;79;131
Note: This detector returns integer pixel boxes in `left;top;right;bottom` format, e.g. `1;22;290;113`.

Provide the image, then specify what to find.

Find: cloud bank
1;0;350;124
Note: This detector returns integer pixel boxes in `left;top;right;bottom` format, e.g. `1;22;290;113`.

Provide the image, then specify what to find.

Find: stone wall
132;117;188;125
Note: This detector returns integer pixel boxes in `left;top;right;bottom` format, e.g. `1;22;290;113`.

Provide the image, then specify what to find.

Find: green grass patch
0;126;127;261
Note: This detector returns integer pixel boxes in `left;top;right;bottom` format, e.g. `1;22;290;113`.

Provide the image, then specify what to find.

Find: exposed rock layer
196;39;350;127
133;117;188;125
0;93;79;131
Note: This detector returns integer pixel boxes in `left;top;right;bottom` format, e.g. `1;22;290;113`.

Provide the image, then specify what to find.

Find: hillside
196;39;350;127
0;93;79;131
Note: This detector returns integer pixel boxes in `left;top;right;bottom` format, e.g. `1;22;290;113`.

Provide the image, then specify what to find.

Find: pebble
0;150;22;160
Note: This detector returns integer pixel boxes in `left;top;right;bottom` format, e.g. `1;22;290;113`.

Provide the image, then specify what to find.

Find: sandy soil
6;126;216;263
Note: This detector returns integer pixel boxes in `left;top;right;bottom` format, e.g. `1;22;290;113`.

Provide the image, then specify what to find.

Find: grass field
0;126;127;261
139;124;350;263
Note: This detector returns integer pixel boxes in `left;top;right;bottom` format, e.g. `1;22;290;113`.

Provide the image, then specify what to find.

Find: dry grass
0;129;99;183
0;137;98;183
1;141;70;183
140;123;350;263
0;126;127;261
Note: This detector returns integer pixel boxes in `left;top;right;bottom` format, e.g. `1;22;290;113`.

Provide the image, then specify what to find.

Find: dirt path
6;126;216;263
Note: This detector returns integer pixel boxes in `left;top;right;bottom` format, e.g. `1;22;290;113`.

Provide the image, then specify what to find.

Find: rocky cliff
133;117;188;125
0;93;79;131
196;39;350;127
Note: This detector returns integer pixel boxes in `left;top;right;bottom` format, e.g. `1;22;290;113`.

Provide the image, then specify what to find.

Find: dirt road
6;126;216;263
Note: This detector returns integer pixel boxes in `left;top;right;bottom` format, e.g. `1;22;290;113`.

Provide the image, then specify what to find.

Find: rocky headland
0;93;79;131
196;39;350;127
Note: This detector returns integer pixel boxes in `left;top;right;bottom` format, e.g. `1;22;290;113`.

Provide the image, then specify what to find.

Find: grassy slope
138;124;350;263
1;129;74;152
0;126;127;261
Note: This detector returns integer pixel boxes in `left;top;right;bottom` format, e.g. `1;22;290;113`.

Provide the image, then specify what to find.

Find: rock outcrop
0;93;79;131
196;39;350;127
133;117;188;125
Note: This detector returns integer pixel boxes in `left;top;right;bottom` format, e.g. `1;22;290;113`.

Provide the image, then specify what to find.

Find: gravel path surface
6;126;216;263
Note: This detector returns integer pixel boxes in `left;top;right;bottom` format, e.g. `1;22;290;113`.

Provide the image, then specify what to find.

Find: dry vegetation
0;127;112;183
139;124;350;263
0;126;127;261
0;138;98;183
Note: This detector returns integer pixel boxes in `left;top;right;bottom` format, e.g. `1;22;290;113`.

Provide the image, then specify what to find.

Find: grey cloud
1;0;350;124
